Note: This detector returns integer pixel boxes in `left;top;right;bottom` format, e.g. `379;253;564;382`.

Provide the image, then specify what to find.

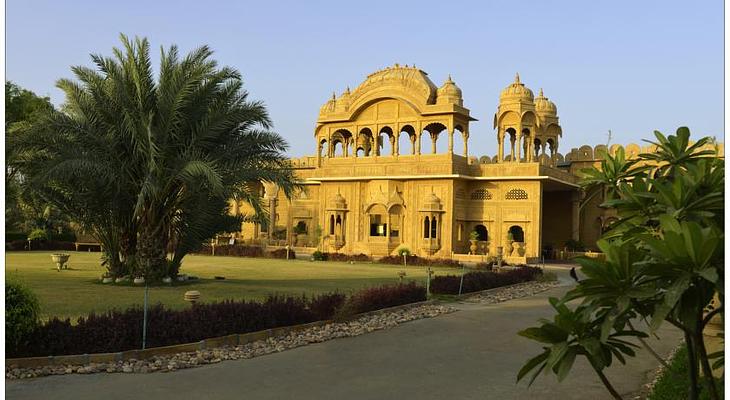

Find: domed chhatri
436;75;463;106
535;88;557;115
499;72;534;103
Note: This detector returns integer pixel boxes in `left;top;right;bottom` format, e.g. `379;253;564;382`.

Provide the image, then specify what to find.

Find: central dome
500;73;534;103
534;88;557;115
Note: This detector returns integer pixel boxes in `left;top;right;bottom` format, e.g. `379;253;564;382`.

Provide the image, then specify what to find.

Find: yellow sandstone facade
233;65;723;263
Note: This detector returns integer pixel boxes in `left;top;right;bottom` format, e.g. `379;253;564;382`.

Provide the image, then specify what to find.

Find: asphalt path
6;267;681;400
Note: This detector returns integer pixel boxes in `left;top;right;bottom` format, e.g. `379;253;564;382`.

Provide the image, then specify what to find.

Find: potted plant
133;276;145;285
397;246;411;267
469;231;479;255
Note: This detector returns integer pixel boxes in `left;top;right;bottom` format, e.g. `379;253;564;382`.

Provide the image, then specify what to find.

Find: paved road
6;268;681;400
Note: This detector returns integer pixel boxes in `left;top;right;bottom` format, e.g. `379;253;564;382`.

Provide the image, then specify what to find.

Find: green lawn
5;251;462;320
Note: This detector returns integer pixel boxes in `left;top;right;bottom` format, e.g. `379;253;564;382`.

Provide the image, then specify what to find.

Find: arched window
423;216;430;239
335;215;342;235
430;217;438;239
470;189;492;200
474;225;488;241
294;221;307;235
509;225;524;242
505;189;528;200
329;215;335;235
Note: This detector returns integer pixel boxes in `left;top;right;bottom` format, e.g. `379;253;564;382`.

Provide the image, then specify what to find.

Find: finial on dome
345;86;350;93
332;92;336;100
539;88;544;97
447;74;453;83
515;72;521;84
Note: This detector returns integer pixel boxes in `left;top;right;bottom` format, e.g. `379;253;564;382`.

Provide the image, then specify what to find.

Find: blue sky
6;0;724;157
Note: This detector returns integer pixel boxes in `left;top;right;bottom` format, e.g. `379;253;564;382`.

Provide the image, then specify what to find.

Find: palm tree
12;34;298;279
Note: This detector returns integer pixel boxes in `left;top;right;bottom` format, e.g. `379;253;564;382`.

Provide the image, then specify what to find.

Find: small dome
421;192;442;211
534;88;557;115
499;73;534;103
319;92;337;114
437;75;463;106
327;192;347;210
335;87;351;112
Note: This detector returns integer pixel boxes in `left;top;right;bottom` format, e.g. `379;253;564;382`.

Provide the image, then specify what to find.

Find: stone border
6;279;553;369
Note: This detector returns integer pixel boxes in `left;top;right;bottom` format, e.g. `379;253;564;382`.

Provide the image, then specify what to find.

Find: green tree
518;127;724;400
11;34;298;279
5;82;57;233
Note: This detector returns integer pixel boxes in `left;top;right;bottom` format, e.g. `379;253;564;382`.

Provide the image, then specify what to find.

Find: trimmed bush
197;244;264;258
6;232;28;242
268;248;295;259
323;252;371;262
312;250;326;261
378;255;461;268
309;292;346;320
335;282;426;320
8;283;427;358
6;281;40;352
430;266;542;295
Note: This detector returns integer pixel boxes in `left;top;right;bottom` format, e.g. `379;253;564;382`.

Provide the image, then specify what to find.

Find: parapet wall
476;141;724;165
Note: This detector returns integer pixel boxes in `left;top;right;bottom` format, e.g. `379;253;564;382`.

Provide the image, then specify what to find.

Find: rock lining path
6;267;681;400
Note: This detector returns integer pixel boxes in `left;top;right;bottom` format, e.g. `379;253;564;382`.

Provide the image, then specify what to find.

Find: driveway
6;268;681;399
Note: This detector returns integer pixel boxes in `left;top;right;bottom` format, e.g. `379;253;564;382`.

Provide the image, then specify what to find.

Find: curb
6;301;439;369
7;280;549;369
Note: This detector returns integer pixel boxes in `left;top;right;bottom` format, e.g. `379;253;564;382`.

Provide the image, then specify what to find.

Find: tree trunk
696;331;720;400
136;224;167;281
685;332;700;400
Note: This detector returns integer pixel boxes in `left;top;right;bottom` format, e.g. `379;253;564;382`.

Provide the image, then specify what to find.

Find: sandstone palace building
232;65;723;263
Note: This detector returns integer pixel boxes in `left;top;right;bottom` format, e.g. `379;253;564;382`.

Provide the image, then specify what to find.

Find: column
431;134;437;154
463;131;469;157
571;192;581;241
498;131;504;163
416;133;421;155
394;133;399;156
448;130;454;154
515;132;522;163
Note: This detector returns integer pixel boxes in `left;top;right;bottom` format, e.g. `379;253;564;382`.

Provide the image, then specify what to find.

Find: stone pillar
571;192;581;241
416;133;421;155
516;132;522;163
431;134;437;154
394;133;399;156
463;132;469;157
509;134;516;161
498;131;504;163
448;130;454;154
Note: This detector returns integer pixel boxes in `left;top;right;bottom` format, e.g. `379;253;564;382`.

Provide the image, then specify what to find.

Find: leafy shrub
396;247;411;257
312;250;327;261
430;266;542;295
335;282;426;320
6;239;28;251
474;262;494;271
564;239;586;252
197;244;264;258
6;281;40;352
378;255;460;268
323;252;371;262
6;232;28;242
268;248;295;259
27;229;47;241
308;292;346;320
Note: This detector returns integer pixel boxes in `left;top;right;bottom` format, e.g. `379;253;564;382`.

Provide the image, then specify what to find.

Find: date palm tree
11;34;297;279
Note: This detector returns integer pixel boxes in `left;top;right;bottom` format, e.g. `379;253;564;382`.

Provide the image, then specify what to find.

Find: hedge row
378;255;461;268
430;266;542;295
312;251;372;262
194;245;296;259
6;240;77;252
8;282;426;358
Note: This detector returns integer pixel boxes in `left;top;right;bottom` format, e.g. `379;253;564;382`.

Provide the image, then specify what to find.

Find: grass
5;251;462;320
647;344;724;400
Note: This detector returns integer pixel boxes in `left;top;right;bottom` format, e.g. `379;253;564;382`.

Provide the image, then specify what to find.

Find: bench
74;242;103;252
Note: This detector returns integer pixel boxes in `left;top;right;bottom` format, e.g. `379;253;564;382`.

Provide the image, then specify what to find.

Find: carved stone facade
232;65;724;262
